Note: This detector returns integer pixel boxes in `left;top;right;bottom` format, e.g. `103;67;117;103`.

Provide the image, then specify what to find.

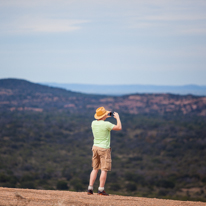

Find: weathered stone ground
0;187;206;206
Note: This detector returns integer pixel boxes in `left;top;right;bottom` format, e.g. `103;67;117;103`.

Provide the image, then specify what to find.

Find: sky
0;0;206;85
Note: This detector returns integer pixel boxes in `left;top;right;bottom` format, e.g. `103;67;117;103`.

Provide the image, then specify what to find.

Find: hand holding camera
113;112;119;119
108;112;119;119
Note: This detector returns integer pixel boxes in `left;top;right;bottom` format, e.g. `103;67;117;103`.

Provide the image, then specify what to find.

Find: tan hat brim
94;110;111;119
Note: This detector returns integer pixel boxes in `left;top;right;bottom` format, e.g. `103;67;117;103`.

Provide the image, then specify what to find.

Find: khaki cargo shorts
92;146;112;171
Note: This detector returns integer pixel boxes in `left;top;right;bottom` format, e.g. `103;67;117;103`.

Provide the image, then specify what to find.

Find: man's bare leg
89;169;99;186
98;170;109;195
99;170;107;187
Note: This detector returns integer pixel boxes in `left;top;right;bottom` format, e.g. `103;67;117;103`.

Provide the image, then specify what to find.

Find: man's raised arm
112;112;122;131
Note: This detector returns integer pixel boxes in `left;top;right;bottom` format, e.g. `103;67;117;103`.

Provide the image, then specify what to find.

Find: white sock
98;187;104;192
88;185;93;190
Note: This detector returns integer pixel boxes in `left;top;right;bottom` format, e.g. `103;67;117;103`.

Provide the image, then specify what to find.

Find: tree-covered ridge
0;78;206;116
0;112;206;201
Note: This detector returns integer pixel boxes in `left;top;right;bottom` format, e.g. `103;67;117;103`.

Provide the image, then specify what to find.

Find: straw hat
94;107;111;119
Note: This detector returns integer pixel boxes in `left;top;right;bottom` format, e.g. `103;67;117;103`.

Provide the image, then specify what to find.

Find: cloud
0;16;89;34
0;0;88;35
143;14;206;21
1;0;206;35
127;12;206;35
0;0;72;8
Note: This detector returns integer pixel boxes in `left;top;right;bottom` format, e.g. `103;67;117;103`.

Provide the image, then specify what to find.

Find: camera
108;112;114;117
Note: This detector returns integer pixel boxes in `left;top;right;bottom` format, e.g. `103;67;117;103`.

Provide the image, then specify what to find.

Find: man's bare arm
112;112;122;131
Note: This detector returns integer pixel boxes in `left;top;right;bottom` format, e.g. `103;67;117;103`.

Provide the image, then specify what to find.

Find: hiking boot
97;190;109;196
87;189;93;195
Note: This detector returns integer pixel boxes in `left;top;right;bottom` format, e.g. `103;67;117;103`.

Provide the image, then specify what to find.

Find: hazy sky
0;0;206;85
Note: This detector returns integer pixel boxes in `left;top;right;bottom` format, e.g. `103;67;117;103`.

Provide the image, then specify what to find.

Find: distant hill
0;78;83;96
0;78;206;116
41;82;206;96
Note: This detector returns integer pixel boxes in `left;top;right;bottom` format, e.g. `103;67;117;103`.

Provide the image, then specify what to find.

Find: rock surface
0;187;206;206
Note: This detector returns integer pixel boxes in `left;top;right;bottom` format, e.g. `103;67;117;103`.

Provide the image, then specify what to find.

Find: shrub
107;172;118;183
109;183;121;191
126;183;137;191
157;179;175;189
62;168;72;181
20;181;35;189
56;180;69;190
0;173;9;183
70;179;84;191
158;189;168;196
20;175;34;182
125;172;145;185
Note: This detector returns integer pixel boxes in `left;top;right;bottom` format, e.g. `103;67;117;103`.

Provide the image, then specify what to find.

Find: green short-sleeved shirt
91;120;115;149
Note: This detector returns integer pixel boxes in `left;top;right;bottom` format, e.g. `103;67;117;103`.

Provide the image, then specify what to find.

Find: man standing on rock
87;106;122;196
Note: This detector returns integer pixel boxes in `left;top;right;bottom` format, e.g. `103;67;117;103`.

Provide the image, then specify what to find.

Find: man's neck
98;117;107;121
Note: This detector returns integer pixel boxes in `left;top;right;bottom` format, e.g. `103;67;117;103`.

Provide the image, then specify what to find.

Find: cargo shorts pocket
105;159;112;171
